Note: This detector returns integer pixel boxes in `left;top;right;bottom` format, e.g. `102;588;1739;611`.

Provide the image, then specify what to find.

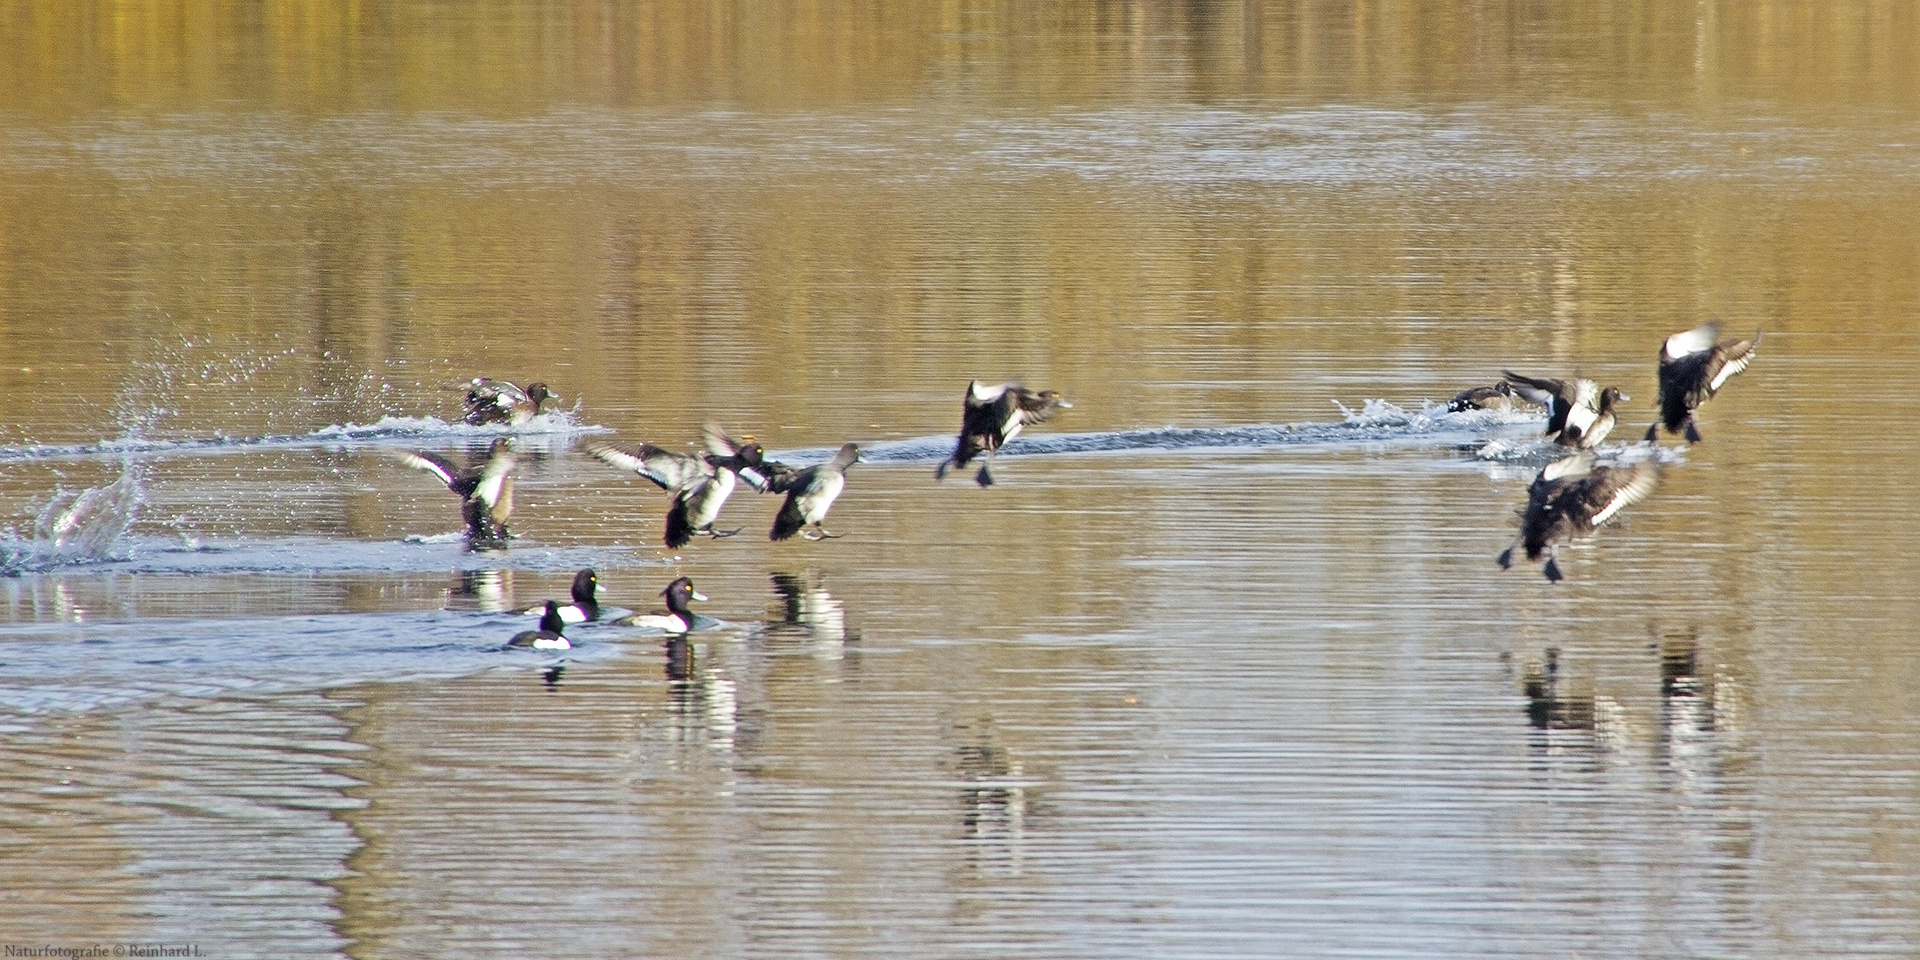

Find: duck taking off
936;380;1072;487
1644;324;1761;443
1498;451;1659;583
452;378;559;426
388;438;516;545
772;443;861;541
1502;372;1626;449
586;425;764;548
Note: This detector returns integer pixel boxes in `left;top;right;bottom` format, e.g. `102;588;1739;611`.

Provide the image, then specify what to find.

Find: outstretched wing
1661;324;1720;362
586;442;708;493
387;449;463;490
1585;462;1659;527
1705;333;1760;392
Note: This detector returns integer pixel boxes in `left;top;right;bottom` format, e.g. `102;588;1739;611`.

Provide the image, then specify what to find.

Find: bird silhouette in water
772;443;861;541
587;425;769;548
937;381;1072;486
1499;451;1658;582
1644;323;1761;443
388;438;516;546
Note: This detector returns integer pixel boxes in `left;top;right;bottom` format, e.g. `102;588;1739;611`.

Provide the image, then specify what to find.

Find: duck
506;601;570;650
1502;371;1626;449
586;425;765;548
613;576;708;632
1498;451;1659;582
516;568;602;623
1643;324;1761;443
936;381;1072;487
1446;380;1522;413
453;378;559;426
388;438;516;544
772;443;861;541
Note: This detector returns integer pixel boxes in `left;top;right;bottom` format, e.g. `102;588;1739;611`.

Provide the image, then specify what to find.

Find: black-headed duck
1498;452;1659;582
1644;324;1760;443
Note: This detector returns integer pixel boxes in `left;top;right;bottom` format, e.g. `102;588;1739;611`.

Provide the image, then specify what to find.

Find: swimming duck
388;438;516;544
506;601;570;650
1502;372;1626;449
586;425;764;548
936;381;1072;487
1498;452;1659;582
1446;380;1523;413
1643;324;1761;443
613;576;708;632
516;568;602;623
453;378;559;426
772;443;861;541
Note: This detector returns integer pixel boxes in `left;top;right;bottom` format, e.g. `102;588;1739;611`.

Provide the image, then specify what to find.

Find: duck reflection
1657;629;1739;787
952;724;1030;877
766;570;858;657
661;637;739;756
1522;646;1595;731
444;568;514;613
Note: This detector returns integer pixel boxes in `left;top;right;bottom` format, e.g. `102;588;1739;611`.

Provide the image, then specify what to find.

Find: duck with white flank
936;381;1072;487
586;425;767;549
516;568;603;624
388;437;516;545
1644;324;1761;444
451;378;560;426
771;443;861;541
1502;371;1626;449
506;601;571;650
1499;451;1659;583
613;576;708;632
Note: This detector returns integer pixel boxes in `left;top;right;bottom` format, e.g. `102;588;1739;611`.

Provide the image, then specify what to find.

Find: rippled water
4;3;1920;958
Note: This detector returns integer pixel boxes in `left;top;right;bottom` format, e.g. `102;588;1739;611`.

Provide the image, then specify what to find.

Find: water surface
3;3;1919;958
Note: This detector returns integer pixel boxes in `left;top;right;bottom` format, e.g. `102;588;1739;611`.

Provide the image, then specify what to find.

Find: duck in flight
937;381;1072;487
772;443;861;541
1502;372;1626;449
388;438;516;545
1499;451;1659;582
1644;324;1761;443
586;425;768;548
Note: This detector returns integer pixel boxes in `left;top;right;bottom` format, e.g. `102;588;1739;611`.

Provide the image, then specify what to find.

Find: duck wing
1583;462;1659;527
388;449;469;493
586;442;709;493
1705;332;1760;392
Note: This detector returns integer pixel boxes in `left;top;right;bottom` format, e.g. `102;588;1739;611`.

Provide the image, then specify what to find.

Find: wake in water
0;468;143;576
0;410;607;466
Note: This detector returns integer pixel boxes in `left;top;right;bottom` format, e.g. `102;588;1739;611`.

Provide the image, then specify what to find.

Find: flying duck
1643;324;1761;443
506;601;570;650
1502;371;1626;449
586;425;765;548
1498;452;1659;582
772;443;861;541
613;576;708;632
388;438;516;545
516;568;602;623
453;378;559;426
936;381;1072;487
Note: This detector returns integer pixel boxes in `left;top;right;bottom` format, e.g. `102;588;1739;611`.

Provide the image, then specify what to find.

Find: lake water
3;3;1919;957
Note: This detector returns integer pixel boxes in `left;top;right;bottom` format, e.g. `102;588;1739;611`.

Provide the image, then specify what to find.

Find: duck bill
690;590;710;602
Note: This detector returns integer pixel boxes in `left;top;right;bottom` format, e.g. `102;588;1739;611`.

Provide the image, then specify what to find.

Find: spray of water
0;467;143;575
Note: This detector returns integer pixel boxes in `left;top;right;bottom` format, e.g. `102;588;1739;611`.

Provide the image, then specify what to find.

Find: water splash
1;468;143;576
